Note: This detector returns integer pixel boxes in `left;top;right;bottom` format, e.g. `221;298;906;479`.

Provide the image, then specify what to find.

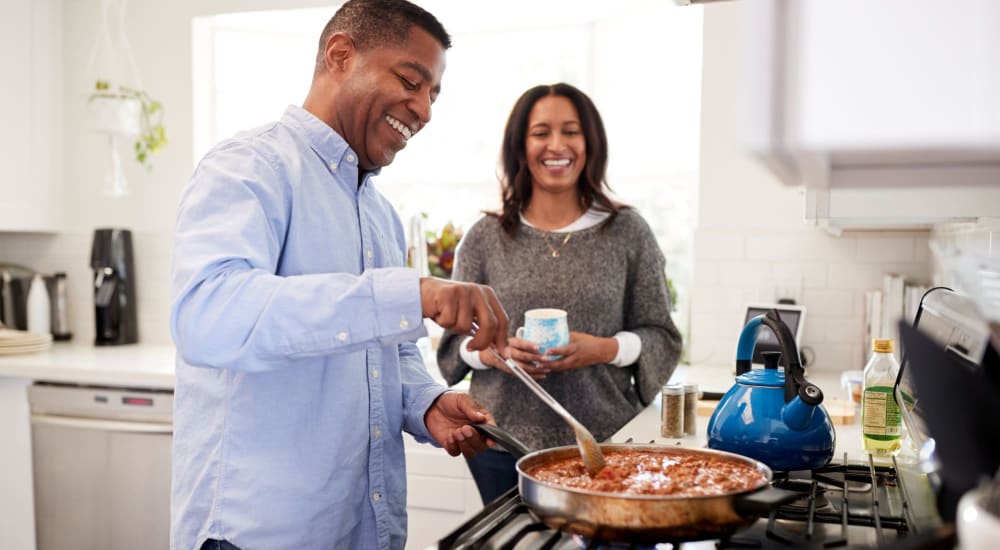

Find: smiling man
169;1;508;549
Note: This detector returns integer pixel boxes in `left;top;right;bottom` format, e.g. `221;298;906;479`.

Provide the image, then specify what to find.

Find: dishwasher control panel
29;382;173;423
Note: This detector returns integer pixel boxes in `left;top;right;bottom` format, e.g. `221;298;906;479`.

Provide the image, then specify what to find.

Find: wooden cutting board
697;397;857;426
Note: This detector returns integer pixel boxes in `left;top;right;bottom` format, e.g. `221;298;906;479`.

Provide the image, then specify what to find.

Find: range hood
743;0;1000;232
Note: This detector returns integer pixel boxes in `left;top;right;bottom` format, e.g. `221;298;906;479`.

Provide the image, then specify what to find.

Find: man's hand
479;336;549;379
420;277;509;352
425;391;496;458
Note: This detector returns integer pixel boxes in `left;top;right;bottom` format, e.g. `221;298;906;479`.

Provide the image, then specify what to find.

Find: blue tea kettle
706;309;835;471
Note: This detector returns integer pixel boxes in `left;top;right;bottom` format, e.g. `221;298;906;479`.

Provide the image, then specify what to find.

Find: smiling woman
192;0;702;346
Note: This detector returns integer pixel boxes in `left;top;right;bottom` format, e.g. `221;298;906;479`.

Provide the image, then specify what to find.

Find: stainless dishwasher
29;382;173;550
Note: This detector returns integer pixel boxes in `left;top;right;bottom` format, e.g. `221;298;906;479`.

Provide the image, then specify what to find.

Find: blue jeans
199;540;241;550
466;448;518;505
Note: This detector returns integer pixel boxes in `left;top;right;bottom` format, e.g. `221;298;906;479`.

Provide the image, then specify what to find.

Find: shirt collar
281;105;382;178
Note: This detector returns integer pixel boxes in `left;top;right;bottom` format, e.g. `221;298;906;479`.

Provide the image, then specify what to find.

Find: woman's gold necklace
543;231;573;257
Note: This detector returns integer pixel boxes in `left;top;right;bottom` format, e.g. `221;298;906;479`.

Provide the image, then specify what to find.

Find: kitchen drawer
407;474;468;512
404;435;473;479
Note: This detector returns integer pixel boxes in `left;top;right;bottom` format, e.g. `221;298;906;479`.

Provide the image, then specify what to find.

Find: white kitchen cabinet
404;434;482;549
745;0;1000;231
0;0;63;232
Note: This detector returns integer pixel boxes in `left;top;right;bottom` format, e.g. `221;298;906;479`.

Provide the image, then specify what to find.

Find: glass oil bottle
862;338;903;457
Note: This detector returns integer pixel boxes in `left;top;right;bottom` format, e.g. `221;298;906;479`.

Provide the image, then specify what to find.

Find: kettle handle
760;310;819;405
735;315;764;376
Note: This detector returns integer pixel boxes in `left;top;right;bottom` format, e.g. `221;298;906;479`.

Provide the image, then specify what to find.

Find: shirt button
372;492;381;502
337;332;348;342
372;369;379;378
374;427;382;438
347;154;356;163
328;161;337;170
366;249;374;259
399;318;410;329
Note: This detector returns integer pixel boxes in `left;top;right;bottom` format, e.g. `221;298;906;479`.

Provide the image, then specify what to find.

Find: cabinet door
745;0;1000;230
0;0;62;232
789;0;1000;153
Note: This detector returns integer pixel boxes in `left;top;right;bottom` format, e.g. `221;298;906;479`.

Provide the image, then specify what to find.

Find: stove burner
439;454;945;550
572;534;673;549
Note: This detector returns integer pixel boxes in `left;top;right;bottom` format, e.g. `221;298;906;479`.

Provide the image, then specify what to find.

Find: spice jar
683;383;699;435
661;384;685;438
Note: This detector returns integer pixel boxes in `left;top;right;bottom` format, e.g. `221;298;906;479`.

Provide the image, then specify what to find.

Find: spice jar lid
682;383;698;392
662;383;685;395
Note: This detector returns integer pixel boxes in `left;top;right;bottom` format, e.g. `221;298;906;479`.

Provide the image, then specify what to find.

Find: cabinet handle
31;414;172;434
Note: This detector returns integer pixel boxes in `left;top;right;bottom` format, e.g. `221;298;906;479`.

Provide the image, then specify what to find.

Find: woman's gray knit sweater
436;208;683;451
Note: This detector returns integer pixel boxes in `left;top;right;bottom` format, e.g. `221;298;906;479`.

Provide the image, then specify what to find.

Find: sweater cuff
459;336;490;370
611;331;641;367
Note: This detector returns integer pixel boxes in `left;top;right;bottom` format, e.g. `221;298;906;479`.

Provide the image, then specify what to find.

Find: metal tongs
486;346;606;476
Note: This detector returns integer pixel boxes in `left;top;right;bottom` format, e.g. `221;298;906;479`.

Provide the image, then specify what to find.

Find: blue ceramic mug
516;308;570;357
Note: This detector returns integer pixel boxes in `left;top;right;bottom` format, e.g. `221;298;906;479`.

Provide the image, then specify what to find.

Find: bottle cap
872;339;894;354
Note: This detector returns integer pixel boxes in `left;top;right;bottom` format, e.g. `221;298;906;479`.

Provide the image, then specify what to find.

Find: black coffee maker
90;228;138;345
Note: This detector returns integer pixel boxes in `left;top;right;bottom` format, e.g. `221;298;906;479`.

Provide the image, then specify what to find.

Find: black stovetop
438;455;956;550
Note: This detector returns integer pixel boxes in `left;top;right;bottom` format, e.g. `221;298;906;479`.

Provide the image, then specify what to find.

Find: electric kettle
706;309;835;471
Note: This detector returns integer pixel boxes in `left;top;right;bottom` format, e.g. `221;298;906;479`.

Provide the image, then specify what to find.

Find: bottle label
862;386;902;439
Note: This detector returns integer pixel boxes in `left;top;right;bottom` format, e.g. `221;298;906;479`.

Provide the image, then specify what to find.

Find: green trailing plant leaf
89;80;168;171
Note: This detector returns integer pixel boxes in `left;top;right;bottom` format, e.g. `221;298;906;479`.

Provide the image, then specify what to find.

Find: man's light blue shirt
170;105;447;550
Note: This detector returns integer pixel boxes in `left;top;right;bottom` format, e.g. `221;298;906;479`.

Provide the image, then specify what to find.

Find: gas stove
437;454;954;550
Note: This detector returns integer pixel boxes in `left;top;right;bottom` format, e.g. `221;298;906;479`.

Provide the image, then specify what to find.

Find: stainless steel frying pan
474;424;801;543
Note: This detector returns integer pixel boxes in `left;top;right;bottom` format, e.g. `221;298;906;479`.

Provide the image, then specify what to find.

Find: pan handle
471;423;533;459
732;486;802;516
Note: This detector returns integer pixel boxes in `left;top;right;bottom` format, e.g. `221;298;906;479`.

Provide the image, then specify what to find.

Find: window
193;1;702;354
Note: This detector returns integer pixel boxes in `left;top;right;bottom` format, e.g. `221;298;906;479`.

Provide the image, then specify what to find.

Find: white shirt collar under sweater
519;207;610;232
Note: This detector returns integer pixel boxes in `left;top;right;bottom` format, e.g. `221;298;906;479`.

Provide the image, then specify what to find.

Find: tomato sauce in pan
526;450;768;496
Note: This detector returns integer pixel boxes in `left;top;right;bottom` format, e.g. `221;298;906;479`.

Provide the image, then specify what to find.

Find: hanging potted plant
88;80;168;170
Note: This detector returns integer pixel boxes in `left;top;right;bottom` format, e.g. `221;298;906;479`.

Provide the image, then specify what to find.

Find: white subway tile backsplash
810;342;863;371
823;315;863;344
746;235;799;261
740;287;768;304
875;263;933;285
1;231;174;346
771;262;827;289
856;237;916;262
693;286;746;313
802;315;826;344
826;262;886;290
693;259;721;288
795;234;857;261
695;231;745;260
801;288;857;316
718;260;769;287
913;236;930;263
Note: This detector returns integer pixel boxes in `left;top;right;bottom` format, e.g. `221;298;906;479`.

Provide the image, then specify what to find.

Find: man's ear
322;32;355;74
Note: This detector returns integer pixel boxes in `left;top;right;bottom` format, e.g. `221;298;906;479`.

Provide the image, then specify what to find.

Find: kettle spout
781;396;817;431
782;380;824;431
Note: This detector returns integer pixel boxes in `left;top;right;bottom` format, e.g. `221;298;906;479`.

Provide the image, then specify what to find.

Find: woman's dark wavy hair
495;83;622;237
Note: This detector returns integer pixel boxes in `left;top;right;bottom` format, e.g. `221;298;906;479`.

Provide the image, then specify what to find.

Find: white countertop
0;343;176;389
0;343;868;460
611;364;869;460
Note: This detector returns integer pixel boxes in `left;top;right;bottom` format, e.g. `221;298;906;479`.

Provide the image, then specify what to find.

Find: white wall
689;3;932;371
0;0;334;346
0;1;970;368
